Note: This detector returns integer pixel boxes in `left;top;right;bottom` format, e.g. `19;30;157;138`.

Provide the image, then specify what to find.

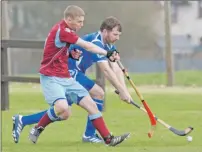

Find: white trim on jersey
75;56;83;71
106;43;114;50
91;31;104;46
96;60;108;63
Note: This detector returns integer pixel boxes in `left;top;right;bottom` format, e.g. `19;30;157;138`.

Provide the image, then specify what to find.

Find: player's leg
13;97;73;143
67;79;130;146
29;75;71;144
12;110;46;143
74;72;104;143
87;84;104;139
79;95;130;146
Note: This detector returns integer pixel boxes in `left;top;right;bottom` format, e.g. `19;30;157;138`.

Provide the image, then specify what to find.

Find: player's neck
100;32;107;44
63;19;74;31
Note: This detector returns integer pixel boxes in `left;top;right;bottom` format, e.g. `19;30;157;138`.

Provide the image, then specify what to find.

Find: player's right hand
119;90;131;104
106;50;120;62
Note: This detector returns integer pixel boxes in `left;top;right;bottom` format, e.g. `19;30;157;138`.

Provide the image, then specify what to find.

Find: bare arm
109;61;127;89
108;61;132;101
75;38;107;56
97;61;126;93
59;28;107;56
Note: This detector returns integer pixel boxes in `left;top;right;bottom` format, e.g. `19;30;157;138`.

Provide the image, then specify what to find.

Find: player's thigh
54;100;72;119
40;74;67;107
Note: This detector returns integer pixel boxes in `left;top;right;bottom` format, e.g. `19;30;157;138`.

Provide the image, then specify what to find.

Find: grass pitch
1;83;202;152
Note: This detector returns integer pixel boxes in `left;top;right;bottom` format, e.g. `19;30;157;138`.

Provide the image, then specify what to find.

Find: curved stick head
148;125;156;138
184;127;194;135
170;126;194;136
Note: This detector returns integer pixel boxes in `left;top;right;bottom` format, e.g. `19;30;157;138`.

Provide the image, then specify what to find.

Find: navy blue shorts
69;69;95;91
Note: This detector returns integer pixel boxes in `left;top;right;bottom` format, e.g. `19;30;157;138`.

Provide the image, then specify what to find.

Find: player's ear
102;29;107;34
66;16;73;23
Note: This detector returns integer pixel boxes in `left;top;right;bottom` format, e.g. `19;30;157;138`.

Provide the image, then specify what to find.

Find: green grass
128;70;202;86
15;70;202;86
2;84;202;152
83;70;202;86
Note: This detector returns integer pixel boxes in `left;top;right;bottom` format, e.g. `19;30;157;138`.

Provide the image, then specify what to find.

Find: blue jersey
68;31;116;73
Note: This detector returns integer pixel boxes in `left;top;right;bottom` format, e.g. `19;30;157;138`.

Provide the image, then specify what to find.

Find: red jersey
39;20;79;77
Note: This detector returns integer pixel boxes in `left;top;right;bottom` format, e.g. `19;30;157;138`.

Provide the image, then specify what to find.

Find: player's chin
111;40;116;44
75;27;82;32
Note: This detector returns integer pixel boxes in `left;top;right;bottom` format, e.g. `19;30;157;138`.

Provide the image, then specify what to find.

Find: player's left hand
69;49;82;60
107;50;120;62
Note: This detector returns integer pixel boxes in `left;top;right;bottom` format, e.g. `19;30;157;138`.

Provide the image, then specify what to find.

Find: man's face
105;26;121;44
68;16;84;32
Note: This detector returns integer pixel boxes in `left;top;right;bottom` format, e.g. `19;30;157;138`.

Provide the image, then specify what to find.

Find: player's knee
91;87;105;100
54;99;69;116
57;106;71;120
98;89;105;99
61;109;71;120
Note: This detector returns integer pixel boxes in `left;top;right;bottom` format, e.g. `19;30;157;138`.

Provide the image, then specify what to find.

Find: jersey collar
61;19;74;31
98;31;113;49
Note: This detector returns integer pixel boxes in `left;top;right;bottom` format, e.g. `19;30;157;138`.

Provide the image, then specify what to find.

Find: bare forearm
116;69;127;87
103;67;126;92
85;42;107;55
110;62;127;89
76;38;107;55
98;61;131;102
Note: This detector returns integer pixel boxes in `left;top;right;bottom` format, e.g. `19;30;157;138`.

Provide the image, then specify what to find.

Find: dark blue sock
84;99;103;136
21;110;47;126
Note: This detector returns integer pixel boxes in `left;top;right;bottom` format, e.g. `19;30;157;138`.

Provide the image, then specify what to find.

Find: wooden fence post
1;47;9;111
95;64;106;110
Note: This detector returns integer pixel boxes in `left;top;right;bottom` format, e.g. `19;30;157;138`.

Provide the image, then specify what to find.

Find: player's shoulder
90;31;104;47
82;31;98;41
81;31;104;48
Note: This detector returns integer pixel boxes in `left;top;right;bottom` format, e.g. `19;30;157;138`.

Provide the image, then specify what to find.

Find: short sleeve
92;41;108;62
59;27;79;44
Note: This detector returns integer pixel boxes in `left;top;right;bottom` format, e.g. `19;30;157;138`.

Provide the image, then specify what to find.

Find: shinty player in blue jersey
12;16;132;144
68;16;132;143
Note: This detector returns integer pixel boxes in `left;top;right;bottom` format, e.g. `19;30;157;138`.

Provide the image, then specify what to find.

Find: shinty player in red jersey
27;5;130;146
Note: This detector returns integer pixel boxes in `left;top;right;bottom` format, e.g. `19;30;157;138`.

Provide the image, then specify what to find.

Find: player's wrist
106;50;119;62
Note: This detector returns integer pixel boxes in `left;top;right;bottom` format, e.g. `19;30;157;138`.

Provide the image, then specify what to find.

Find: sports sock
36;106;59;128
21;110;47;126
89;113;110;139
85;99;103;136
